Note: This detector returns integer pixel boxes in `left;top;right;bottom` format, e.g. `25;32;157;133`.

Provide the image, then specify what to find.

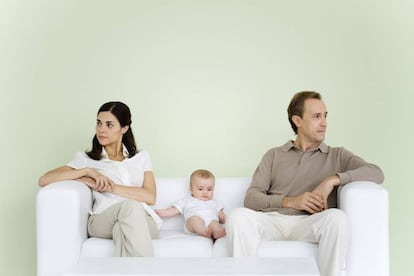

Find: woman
38;101;158;257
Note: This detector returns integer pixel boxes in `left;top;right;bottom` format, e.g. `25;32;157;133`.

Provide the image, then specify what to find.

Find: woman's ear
121;125;129;134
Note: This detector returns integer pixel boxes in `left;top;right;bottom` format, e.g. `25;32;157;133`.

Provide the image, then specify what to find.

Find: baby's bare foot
202;227;213;238
212;227;226;239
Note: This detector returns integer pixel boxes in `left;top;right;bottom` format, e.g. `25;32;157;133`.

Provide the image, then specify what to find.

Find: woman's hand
85;169;114;192
77;177;96;189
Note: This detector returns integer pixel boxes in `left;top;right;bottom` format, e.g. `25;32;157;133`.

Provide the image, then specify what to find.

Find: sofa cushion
154;230;213;257
257;241;318;258
212;237;319;259
80;231;213;258
80;238;114;258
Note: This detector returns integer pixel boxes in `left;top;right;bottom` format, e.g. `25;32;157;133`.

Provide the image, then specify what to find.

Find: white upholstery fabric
338;181;389;276
257;241;319;258
37;179;389;276
81;232;213;258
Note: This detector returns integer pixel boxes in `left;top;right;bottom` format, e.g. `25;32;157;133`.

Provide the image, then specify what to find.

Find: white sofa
36;178;389;276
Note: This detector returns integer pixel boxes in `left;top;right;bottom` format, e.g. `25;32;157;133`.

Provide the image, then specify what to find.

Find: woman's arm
38;166;89;187
38;165;114;190
111;171;157;205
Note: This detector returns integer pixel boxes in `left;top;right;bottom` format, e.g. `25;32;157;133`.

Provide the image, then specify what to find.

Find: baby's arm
155;206;180;218
218;209;225;224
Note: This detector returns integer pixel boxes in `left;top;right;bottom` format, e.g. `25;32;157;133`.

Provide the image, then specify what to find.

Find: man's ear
121;125;129;134
292;115;302;129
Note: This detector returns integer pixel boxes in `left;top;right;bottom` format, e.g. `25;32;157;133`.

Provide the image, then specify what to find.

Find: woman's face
96;111;128;147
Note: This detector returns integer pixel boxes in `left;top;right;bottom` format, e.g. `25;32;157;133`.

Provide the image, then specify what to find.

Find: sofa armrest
338;181;389;276
36;181;92;276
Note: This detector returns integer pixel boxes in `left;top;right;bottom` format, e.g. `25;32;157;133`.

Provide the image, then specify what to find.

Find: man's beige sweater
244;141;384;215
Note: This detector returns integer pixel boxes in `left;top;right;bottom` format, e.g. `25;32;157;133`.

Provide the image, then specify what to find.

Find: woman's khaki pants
88;200;158;257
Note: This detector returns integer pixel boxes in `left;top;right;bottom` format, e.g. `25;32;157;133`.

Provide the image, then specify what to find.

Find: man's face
295;98;327;144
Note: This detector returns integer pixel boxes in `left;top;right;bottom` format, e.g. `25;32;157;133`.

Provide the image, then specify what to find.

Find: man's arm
244;150;282;210
336;147;384;184
311;148;384;211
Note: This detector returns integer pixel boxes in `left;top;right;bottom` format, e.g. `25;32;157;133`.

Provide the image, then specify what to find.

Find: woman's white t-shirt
67;147;152;214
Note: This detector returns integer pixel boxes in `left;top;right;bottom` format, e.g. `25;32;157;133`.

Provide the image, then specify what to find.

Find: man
226;91;384;276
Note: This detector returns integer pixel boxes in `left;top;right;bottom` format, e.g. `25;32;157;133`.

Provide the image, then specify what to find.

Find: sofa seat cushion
80;231;213;258
154;230;213;257
257;240;345;271
212;238;319;258
80;238;114;258
257;241;318;258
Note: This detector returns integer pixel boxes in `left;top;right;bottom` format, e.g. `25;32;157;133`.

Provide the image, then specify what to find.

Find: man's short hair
287;91;322;134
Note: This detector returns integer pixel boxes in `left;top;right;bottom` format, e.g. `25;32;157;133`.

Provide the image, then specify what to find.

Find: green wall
1;1;412;275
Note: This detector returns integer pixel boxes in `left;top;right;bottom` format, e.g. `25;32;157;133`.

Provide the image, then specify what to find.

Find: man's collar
101;144;129;159
283;140;329;153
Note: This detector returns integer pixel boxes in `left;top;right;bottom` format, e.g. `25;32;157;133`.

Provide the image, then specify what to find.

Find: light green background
1;1;412;275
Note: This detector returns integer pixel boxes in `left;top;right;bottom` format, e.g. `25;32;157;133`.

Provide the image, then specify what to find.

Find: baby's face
190;177;215;201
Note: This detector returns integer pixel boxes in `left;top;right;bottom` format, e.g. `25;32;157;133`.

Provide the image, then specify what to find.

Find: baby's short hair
190;169;215;186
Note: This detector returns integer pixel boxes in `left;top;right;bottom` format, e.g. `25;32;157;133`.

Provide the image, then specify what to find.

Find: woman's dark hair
287;91;322;134
86;101;137;160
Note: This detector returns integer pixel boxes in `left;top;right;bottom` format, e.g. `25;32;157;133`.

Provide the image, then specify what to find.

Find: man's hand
312;175;340;210
283;192;325;214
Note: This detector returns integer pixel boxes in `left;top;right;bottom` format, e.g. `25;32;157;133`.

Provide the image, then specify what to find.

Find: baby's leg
209;220;226;239
186;216;212;238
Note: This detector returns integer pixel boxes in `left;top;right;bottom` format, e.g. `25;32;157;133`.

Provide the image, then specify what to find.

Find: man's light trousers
226;207;349;276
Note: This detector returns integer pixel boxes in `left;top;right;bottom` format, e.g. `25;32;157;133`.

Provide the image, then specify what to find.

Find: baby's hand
218;211;226;224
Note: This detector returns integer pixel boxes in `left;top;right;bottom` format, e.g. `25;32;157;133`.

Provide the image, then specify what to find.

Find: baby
155;169;226;239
